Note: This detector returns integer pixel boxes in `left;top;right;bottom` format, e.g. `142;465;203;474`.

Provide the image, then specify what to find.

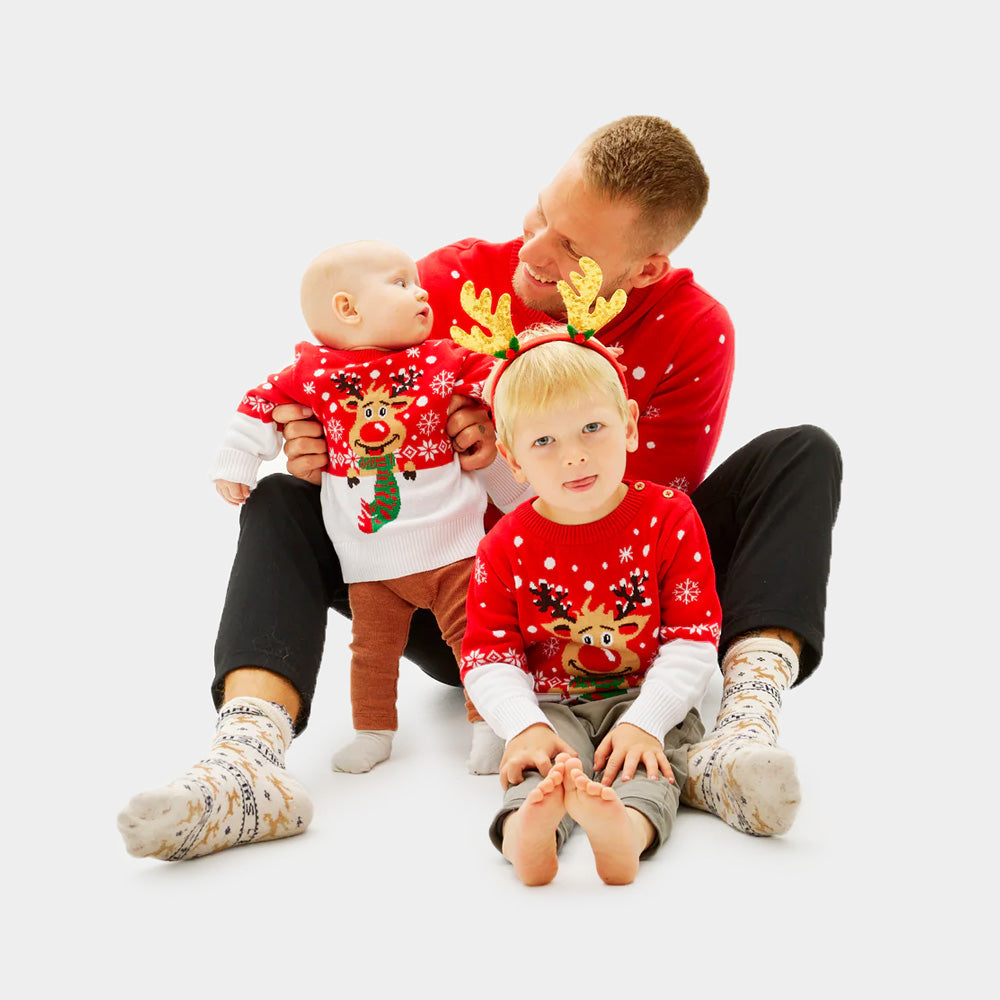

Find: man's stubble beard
512;262;630;322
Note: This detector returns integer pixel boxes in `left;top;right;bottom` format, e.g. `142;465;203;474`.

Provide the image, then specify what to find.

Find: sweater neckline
512;481;647;544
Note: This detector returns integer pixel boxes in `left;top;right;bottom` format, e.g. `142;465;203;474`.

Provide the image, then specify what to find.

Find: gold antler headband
451;256;630;403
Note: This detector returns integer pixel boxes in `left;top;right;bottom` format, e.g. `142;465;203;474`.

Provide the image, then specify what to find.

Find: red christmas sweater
460;482;722;742
214;340;529;582
418;238;735;494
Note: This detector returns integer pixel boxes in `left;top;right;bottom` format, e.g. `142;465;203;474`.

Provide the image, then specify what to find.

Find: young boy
460;323;721;886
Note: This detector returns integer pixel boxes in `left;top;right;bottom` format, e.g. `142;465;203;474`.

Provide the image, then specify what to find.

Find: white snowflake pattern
669;475;690;493
303;382;316;395
326;418;346;442
406;347;421;357
243;395;274;415
416;439;439;462
417;411;441;435
430;370;456;397
474;558;488;585
673;579;701;604
541;638;563;659
460;649;488;671
619;546;633;564
641;405;661;419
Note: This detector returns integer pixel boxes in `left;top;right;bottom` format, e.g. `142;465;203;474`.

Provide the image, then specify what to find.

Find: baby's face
331;244;434;351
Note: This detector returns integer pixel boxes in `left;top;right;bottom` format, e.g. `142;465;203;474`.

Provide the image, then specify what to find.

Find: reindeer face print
530;570;653;678
330;367;422;533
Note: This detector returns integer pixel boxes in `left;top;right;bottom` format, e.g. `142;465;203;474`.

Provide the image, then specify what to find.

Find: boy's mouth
563;475;597;492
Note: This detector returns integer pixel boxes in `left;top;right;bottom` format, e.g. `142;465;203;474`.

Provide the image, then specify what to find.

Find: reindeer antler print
450;283;518;357
330;370;365;400
390;365;423;394
557;257;627;335
529;579;575;620
610;569;652;620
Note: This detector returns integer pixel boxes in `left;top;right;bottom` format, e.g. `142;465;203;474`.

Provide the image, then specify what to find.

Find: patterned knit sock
331;729;394;773
117;697;313;861
466;721;504;775
681;637;801;836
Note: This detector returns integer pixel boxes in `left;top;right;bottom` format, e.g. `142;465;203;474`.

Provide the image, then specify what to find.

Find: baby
215;240;527;773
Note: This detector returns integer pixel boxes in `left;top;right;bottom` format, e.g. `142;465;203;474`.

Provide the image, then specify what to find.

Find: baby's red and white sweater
460;482;722;742
214;339;529;583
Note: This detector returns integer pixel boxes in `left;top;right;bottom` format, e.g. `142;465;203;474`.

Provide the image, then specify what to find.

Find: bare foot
501;757;570;886
563;761;641;885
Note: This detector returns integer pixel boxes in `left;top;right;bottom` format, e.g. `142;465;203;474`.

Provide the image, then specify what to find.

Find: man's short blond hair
579;115;709;254
490;326;631;453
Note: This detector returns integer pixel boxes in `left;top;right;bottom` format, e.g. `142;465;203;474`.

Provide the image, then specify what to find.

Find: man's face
513;156;647;319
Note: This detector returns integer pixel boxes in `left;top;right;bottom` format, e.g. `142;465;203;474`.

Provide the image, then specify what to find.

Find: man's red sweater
418;238;734;493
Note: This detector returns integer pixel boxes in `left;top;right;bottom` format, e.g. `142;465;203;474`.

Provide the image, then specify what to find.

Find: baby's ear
333;291;359;322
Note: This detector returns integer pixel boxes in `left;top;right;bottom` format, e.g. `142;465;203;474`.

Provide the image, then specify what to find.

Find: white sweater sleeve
213;411;284;487
463;661;553;741
474;459;536;514
618;639;717;740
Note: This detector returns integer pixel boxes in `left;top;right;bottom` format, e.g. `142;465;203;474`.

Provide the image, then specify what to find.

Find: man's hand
272;404;325;484
499;723;576;790
447;395;497;471
216;479;251;505
593;722;674;785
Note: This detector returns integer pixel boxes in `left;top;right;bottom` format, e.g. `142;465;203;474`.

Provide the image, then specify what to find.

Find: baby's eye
583;422;604;433
532;435;553;448
393;278;406;287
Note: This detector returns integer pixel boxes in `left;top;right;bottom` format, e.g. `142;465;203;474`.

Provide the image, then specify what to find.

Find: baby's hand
593;722;674;785
216;479;251;505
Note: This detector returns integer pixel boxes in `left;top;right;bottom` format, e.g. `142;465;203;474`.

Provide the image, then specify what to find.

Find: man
119;116;841;860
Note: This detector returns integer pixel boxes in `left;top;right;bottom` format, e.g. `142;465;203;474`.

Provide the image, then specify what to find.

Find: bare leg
500;758;571;886
224;667;302;725
563;759;653;885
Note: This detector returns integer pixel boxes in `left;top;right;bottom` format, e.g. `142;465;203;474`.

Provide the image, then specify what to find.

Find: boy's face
500;389;640;525
318;244;434;351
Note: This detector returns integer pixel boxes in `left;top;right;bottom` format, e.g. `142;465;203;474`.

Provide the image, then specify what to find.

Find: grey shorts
489;692;704;859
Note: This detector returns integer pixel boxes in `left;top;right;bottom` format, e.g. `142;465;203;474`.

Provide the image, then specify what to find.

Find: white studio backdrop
2;2;992;996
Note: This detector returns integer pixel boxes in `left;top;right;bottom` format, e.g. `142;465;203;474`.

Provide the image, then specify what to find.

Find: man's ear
629;254;671;289
625;398;640;452
332;291;360;323
497;440;528;483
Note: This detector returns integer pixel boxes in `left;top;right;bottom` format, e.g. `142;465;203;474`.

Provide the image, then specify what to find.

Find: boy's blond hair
579;115;709;254
489;325;631;453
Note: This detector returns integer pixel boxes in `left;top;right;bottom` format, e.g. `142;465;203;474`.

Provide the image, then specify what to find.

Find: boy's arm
595;503;721;780
461;546;574;779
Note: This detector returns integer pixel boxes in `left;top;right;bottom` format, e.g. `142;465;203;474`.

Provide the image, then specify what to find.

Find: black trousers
214;425;842;731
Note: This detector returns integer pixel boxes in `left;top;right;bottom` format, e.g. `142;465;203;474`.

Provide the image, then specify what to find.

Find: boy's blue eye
532;435;553;448
394;279;406;287
583;422;603;433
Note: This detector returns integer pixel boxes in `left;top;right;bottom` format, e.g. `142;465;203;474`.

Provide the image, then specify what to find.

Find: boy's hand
499;724;575;790
594;722;674;786
447;395;497;471
273;404;325;484
216;480;251;505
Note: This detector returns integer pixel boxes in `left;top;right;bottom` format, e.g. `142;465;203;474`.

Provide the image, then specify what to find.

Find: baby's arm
213;355;306;500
